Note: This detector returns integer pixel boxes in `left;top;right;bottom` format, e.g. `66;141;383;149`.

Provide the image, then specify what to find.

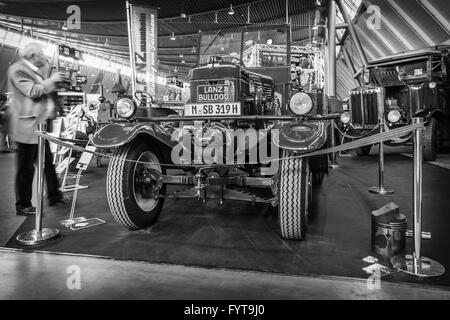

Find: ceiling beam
159;0;267;21
418;0;450;36
0;18;128;39
159;11;311;39
0;13;127;24
0;24;131;61
353;24;379;60
353;0;415;51
385;0;435;47
357;15;396;55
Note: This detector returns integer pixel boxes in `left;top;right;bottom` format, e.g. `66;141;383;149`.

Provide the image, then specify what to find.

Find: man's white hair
19;42;44;60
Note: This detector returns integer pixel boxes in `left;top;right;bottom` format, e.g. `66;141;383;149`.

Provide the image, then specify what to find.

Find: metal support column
336;0;369;67
285;0;289;24
17;123;59;245
328;0;337;97
126;1;137;95
328;0;340;169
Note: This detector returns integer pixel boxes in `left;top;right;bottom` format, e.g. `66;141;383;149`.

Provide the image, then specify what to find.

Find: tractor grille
350;88;382;126
262;84;273;99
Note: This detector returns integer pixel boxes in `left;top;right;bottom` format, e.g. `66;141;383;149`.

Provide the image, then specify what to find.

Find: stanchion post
327;0;339;170
413;116;423;273
329;120;340;169
16;122;59;246
35;122;45;232
369;117;394;195
392;117;445;279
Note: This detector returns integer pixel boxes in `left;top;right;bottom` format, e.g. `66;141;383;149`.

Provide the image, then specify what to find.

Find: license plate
184;103;241;116
197;85;230;102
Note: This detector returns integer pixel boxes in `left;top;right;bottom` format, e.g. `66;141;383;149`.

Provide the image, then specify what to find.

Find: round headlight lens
387;109;401;123
429;82;437;89
116;98;136;118
340;112;351;124
289;92;313;116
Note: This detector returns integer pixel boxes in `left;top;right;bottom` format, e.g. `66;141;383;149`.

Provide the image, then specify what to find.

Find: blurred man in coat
8;42;68;215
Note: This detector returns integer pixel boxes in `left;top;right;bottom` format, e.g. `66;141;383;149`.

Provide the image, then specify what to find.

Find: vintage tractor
342;46;450;161
92;25;340;240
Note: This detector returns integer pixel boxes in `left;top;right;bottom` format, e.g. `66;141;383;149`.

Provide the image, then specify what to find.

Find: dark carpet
4;151;450;287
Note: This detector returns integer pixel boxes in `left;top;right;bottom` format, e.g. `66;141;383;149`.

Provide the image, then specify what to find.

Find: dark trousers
15;141;61;210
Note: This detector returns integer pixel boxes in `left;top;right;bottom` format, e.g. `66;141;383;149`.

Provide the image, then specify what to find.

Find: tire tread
279;150;308;240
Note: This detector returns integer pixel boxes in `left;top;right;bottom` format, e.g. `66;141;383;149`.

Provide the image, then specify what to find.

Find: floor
0;247;449;300
1;147;450;299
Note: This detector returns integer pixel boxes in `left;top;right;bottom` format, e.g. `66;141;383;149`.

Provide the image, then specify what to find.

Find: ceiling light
170;32;176;40
228;4;235;15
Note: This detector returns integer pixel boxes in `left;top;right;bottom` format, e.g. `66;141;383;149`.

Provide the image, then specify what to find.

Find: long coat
7;60;57;144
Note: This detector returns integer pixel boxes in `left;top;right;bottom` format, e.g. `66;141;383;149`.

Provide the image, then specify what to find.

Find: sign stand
58;110;88;192
60;144;106;230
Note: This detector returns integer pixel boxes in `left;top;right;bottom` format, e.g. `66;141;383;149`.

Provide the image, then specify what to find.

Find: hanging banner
126;1;158;97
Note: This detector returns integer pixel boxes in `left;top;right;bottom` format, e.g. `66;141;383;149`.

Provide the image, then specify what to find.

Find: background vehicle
93;25;339;241
343;46;450;161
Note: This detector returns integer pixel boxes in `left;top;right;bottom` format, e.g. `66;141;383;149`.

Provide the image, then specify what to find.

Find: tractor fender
272;121;328;153
92;122;177;151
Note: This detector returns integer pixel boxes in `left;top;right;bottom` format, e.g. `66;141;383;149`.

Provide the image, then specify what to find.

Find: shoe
16;206;36;216
49;195;72;206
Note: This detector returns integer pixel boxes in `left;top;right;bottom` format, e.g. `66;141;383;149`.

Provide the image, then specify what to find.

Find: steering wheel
134;91;154;106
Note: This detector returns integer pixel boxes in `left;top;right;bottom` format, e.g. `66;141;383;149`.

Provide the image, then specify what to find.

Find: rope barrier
37;121;424;167
56;137;90;144
333;122;380;140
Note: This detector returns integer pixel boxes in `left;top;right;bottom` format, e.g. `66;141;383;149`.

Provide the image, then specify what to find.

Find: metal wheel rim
133;151;162;212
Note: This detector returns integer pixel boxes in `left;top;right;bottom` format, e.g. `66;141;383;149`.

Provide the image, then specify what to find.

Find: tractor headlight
289;92;313;116
387;109;401;123
116;98;137;119
340;112;351;124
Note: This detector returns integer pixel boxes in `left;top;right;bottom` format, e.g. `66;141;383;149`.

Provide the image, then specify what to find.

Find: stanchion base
368;187;395;195
392;255;446;280
16;228;59;246
69;218;106;231
60;185;88;193
60;217;87;227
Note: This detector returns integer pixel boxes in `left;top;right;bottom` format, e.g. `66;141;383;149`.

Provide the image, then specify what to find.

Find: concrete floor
1;147;450;299
1;248;450;300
